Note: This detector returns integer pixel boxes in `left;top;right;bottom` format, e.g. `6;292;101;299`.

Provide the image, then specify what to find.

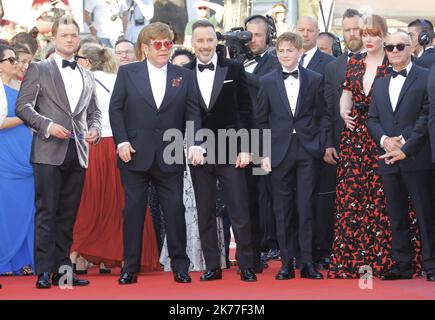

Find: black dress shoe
275;265;295;280
301;263;324;279
380;271;412;281
317;257;331;270
36;272;51;289
118;271;138;285
200;269;222;281
426;270;435;281
72;263;87;275
240;269;257;282
173;271;192;283
52;273;90;286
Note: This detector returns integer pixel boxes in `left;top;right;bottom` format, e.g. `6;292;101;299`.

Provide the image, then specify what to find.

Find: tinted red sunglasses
150;40;173;50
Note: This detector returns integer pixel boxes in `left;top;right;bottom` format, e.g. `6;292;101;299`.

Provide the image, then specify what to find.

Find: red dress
327;53;422;279
71;138;160;273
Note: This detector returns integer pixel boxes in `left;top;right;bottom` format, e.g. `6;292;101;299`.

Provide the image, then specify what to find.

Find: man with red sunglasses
368;31;435;282
109;22;204;285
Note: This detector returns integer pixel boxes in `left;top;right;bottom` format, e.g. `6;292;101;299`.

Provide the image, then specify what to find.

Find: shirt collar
282;65;299;74
304;46;318;60
418;46;434;58
196;53;218;68
147;59;168;72
393;61;413;74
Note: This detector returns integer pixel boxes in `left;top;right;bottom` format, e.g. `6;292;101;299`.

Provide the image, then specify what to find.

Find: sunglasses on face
74;54;89;60
0;56;18;64
150;40;173;51
384;43;410;52
197;7;208;10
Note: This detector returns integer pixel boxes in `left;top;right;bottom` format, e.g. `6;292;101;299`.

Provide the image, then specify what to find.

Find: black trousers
120;164;189;273
258;174;279;252
381;170;435;274
270;135;318;266
33;140;86;274
190;164;253;270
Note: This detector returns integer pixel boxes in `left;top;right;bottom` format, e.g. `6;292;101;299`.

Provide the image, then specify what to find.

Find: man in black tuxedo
321;9;364;268
368;32;435;282
408;19;435;69
295;15;335;268
186;20;256;282
243;15;281;270
256;32;330;280
109;22;204;285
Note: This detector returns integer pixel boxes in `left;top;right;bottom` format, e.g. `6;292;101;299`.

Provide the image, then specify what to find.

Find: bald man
368;32;435;282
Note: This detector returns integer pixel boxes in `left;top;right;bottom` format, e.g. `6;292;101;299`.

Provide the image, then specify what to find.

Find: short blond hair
276;32;303;50
135;22;172;60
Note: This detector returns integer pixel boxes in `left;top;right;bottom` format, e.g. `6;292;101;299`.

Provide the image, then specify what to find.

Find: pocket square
223;80;234;84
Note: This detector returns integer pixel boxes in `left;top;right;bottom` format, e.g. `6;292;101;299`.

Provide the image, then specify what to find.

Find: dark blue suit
306;48;336;75
256;66;330;266
368;64;435;274
109;60;202;273
415;47;435;69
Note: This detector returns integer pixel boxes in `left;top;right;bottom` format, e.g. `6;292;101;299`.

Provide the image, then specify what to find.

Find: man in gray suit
16;16;102;289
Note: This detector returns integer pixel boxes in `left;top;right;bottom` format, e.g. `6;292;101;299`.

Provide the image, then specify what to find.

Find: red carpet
0;261;434;300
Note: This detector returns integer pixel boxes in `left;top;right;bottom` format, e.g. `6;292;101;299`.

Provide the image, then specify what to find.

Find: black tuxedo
244;51;281;268
255;66;330;265
109;60;202;273
306;48;336;75
186;55;254;270
368;64;435;274
416;47;435;69
428;64;435;162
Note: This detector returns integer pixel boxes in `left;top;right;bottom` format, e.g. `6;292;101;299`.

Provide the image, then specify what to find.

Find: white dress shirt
301;46;318;68
244;52;266;74
283;66;300;133
196;53;218;108
0;80;7;127
53;53;84;114
380;62;413;148
47;53;84;137
147;60;167;109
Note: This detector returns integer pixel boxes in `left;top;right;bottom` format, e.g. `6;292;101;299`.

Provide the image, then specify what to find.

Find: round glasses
150;40;173;51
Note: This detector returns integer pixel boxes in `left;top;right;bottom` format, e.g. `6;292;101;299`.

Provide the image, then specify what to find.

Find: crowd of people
1;2;435;290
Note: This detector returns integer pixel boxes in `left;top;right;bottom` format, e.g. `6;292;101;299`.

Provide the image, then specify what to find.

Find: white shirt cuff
399;135;406;145
189;145;206;154
46;122;53;138
380;135;388;149
117;142;131;151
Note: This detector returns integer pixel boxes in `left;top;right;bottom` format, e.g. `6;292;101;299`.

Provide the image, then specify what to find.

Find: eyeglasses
74;54;89;60
384;43;410;52
150;40;173;51
0;56;18;64
197;7;208;10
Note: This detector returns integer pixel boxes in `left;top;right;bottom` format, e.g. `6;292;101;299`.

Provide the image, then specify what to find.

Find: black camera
134;18;145;26
216;27;252;60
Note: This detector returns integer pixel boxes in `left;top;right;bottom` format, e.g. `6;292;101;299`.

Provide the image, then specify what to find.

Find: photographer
84;0;128;48
124;0;154;44
32;0;72;35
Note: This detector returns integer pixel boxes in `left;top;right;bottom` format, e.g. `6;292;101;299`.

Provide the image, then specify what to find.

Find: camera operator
243;15;281;273
84;0;129;48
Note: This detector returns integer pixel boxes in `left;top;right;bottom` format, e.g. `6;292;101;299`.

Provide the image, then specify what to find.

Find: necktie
391;69;407;78
282;70;299;80
198;62;215;72
62;59;77;70
299;53;307;67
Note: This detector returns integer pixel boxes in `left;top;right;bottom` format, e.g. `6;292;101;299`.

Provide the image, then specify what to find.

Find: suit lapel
253;53;268;74
48;57;71;114
395;66;418;113
307;49;321;71
275;69;293;119
159;63;182;111
208;57;228;111
71;65;86;116
381;77;394;113
131;60;158;111
295;67;308;117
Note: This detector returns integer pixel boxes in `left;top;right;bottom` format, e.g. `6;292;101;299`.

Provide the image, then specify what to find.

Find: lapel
395;65;418;113
307;49;321;71
208;55;228;111
48;57;71;114
186;60;208;111
71;65;86;116
159;63;183;112
275;69;293;119
295;67;308;117
253;53;269;74
338;53;348;81
381;76;394;113
131;60;158;111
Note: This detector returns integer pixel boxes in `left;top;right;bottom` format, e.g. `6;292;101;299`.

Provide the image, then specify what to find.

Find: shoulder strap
95;77;111;94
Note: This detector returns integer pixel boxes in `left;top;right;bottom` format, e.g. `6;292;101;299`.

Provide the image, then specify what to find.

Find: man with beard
319;9;364;269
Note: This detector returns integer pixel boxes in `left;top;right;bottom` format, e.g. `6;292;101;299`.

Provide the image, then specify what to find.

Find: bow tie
391;69;407;78
246;53;262;63
198;62;215;72
282;70;299;80
62;59;77;70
